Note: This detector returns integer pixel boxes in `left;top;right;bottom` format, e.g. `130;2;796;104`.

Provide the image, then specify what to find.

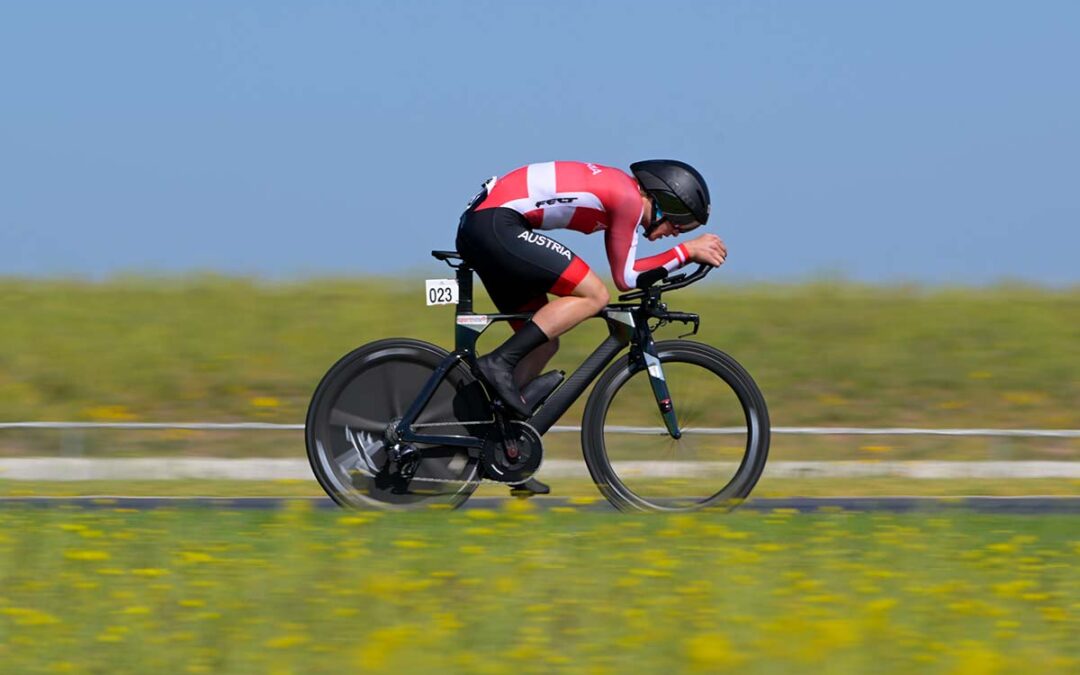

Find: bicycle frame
393;258;691;451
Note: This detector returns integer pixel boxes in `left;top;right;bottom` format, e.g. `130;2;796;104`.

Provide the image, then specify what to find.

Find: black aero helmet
630;159;711;228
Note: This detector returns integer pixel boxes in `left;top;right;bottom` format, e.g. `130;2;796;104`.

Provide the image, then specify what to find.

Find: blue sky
2;1;1078;284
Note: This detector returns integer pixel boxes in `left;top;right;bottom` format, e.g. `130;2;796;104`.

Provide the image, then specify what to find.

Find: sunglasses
649;192;701;234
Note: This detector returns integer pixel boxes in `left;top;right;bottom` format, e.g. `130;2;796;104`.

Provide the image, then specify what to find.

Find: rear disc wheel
305;339;491;509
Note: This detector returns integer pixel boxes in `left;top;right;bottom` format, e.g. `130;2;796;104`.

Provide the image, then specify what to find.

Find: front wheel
581;340;770;512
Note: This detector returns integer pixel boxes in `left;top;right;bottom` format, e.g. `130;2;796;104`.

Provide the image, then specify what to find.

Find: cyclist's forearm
634;244;689;273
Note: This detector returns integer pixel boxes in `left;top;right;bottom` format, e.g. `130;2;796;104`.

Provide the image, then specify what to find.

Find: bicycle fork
632;329;682;440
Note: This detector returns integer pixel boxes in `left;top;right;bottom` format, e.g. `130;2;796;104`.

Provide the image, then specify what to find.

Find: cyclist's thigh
457;207;593;311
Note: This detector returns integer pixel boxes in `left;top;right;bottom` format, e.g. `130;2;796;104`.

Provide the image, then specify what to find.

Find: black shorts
456;207;591;313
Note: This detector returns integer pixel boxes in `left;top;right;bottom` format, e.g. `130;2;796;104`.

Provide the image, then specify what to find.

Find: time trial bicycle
305;249;770;512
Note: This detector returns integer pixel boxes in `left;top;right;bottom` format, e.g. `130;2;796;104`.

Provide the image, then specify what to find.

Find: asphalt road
1;496;1078;513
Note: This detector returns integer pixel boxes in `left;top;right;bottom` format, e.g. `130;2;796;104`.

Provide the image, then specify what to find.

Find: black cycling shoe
509;477;551;497
477;354;533;418
521;370;565;411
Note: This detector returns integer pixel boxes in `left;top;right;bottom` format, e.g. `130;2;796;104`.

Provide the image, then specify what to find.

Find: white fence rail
2;458;1078;481
1;422;1080;438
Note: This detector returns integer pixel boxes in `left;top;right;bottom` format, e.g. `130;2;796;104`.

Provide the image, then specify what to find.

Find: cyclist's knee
574;272;610;309
594;286;611;308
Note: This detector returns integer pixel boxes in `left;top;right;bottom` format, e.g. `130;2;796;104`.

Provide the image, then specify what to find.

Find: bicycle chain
410;419;493;428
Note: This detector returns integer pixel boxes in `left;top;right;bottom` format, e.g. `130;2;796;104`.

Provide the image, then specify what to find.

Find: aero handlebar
617;264;714;302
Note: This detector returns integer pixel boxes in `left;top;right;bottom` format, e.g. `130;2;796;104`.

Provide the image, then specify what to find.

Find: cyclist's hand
684;234;727;266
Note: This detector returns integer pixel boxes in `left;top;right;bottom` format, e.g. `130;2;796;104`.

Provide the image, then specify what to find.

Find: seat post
455;264;474;314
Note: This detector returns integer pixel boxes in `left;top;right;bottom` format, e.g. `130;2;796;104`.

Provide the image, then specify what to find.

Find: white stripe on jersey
622;229;641;288
675;244;686;264
494;162;609;230
535;192;605;230
521;162;605;230
527;162;557;200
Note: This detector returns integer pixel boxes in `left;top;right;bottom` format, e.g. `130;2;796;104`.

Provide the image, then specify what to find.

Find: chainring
480;421;543;484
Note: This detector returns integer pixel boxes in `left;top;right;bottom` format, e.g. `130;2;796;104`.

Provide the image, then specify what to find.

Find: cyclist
458;160;727;413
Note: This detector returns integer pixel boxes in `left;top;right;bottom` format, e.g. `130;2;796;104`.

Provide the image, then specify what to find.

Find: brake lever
665;312;700;338
678;317;700;338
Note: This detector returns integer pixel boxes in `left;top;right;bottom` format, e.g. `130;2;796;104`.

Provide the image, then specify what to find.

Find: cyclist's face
645;219;701;241
645;220;678;240
641;192;701;240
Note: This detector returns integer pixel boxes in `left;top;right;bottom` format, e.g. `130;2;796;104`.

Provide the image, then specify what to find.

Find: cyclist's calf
515;337;559;387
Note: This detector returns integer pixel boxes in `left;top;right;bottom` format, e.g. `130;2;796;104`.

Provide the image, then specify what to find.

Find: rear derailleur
381;443;422;494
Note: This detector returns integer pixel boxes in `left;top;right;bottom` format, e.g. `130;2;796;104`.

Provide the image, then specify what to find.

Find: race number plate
425;279;459;306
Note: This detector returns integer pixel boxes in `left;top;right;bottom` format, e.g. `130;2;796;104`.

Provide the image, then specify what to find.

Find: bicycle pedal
508;477;550;498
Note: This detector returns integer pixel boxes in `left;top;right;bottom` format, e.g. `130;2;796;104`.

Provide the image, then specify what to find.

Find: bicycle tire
581;340;770;512
305;338;491;509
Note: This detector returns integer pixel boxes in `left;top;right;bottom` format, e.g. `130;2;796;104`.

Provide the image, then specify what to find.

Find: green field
1;278;1078;472
2;277;1078;425
0;505;1076;673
